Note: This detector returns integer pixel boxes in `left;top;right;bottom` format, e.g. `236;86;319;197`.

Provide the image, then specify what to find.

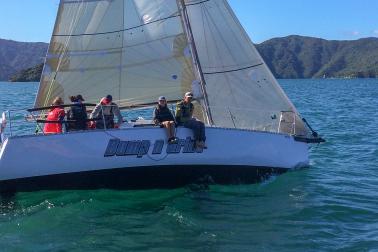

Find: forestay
35;0;197;109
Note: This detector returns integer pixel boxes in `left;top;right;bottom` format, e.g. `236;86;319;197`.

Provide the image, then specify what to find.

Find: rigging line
119;0;125;104
185;0;210;6
199;1;211;72
195;3;212;122
203;63;264;75
52;14;180;37
44;4;84;106
35;0;62;108
63;0;109;3
179;0;213;125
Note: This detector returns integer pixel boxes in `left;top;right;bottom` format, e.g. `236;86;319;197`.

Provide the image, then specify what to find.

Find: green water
0;79;377;251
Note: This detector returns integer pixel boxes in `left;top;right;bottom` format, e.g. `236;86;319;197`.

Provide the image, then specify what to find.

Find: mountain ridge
255;35;378;78
1;35;378;81
0;38;48;81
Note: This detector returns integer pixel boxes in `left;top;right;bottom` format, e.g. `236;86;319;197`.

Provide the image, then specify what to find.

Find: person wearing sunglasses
153;96;177;144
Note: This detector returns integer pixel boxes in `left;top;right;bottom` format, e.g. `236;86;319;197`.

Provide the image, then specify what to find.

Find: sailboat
0;0;324;193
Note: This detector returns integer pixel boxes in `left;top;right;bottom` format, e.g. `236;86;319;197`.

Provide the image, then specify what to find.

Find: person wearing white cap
175;92;206;148
153;96;177;144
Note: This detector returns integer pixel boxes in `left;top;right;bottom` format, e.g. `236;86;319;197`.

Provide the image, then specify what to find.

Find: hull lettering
104;137;202;158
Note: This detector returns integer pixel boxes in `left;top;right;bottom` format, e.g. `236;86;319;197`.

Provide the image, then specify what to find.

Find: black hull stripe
0;165;289;193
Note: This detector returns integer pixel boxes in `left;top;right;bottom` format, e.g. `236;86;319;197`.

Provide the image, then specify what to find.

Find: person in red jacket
44;97;65;134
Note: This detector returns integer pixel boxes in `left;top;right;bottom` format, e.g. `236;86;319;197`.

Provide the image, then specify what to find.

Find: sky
0;0;377;43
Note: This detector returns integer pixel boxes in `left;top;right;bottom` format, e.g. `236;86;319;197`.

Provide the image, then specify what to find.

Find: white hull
0;127;309;192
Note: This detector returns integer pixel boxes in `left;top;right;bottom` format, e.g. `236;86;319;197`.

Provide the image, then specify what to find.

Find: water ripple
0;80;378;251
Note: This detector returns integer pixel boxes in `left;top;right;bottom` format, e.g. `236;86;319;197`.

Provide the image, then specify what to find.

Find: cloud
374;30;378;36
351;31;360;36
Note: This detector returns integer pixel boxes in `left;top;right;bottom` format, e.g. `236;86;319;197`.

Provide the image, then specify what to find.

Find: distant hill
256;35;378;78
3;35;378;81
9;63;44;82
0;39;48;81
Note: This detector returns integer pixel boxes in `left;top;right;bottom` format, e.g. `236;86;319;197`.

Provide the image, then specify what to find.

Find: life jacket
176;101;194;125
44;108;65;134
96;101;115;129
66;103;87;131
154;105;174;123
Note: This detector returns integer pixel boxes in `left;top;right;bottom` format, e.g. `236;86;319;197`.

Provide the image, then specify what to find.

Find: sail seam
52;14;180;37
203;63;264;75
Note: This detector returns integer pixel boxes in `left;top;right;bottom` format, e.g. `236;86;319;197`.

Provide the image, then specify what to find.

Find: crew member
175;92;206;148
90;95;123;129
153;96;177;144
44;96;65;134
66;94;88;131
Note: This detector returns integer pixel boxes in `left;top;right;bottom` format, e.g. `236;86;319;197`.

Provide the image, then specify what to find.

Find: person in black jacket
153;96;177;144
66;94;88;131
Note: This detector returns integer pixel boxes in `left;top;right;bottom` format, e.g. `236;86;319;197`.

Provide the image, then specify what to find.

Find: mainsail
35;0;309;136
35;0;197;109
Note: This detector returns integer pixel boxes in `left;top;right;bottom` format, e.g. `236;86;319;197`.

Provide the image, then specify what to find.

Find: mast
178;0;214;126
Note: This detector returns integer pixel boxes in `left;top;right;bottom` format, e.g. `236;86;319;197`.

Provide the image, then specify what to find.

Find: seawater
0;79;377;251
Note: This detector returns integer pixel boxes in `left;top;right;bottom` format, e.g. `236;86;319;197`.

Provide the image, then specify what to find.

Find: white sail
35;0;309;136
185;0;308;135
35;0;197;108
